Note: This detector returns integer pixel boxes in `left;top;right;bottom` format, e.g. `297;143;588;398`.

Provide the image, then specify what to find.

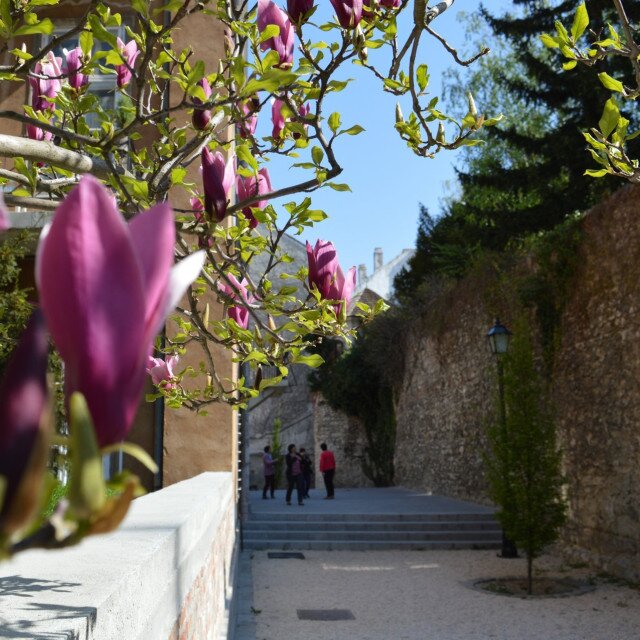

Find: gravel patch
249;550;640;640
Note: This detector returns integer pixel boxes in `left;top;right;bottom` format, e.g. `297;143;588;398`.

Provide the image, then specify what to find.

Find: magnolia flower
238;97;260;139
271;99;310;140
36;176;205;446
0;192;9;233
218;275;255;329
258;0;295;68
201;148;236;222
147;355;180;389
306;239;356;314
116;38;140;88
191;196;213;248
29;52;63;111
65;47;88;91
287;0;314;23
271;98;286;139
330;0;363;28
236;168;272;229
0;310;50;536
26;123;53;142
192;77;212;130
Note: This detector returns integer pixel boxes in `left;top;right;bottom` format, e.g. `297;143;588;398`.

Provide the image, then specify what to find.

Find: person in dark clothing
285;443;304;506
299;447;312;499
319;442;336;499
262;445;276;499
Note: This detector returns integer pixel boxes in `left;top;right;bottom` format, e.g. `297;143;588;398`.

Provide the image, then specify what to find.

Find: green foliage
309;311;406;486
484;316;567;594
0;232;34;376
270;418;284;488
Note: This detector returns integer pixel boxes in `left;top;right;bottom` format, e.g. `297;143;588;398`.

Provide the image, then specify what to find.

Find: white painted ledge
0;472;237;640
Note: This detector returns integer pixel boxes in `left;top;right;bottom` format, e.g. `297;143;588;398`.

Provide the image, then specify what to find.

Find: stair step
244;520;501;532
247;512;497;522
243;530;501;542
242;539;501;551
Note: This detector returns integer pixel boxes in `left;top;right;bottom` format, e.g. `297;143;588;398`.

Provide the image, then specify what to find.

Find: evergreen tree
485;316;566;595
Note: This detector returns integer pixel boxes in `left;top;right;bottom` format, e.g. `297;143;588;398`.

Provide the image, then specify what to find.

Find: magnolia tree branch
0;134;112;178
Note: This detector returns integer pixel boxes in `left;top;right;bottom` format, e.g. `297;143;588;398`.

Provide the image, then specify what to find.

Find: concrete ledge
0;472;237;640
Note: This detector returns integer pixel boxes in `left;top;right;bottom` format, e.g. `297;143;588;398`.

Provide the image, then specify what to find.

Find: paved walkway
234;488;640;640
247;486;496;516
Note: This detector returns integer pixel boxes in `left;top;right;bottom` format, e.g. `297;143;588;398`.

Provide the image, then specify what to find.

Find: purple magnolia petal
116;38;140;88
65;47;88;90
0;192;9;233
271;99;286;139
236;168;272;228
201;148;236;221
0;310;49;532
37;176;147;446
258;0;295;67
287;0;314;23
128;203;176;344
329;0;363;28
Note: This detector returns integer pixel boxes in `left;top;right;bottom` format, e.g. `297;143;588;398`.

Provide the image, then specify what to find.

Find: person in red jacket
319;442;336;499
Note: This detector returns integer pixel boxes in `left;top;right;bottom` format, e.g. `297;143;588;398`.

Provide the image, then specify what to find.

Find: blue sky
266;0;514;275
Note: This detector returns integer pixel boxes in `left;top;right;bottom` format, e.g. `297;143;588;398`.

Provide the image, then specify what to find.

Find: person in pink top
319;442;336;499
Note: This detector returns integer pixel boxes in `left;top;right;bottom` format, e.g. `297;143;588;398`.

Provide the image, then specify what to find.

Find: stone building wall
394;185;640;581
313;393;373;489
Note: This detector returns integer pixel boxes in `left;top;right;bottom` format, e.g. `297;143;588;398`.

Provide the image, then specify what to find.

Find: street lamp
486;318;518;559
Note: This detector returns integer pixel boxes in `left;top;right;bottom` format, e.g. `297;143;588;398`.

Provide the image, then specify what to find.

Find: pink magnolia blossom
287;0;314;23
201;148;236;222
271;99;286;139
191;196;213;248
306;239;356;314
192;77;213;130
236;168;272;229
29;52;63;111
258;0;295;68
116;38;140;88
0;310;49;535
271;99;311;139
330;0;363;28
218;275;255;329
238;97;260;139
65;47;88;90
0;192;9;233
147;355;180;389
26;123;53;142
36;176;205;446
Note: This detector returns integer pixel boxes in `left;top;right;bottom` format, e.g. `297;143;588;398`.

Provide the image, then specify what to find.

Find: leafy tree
485;316;567;595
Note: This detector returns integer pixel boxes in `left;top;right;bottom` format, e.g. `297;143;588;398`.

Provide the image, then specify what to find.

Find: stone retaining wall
0;473;238;639
395;185;640;581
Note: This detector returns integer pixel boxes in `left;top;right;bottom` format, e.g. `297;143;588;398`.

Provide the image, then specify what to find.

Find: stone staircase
242;512;502;551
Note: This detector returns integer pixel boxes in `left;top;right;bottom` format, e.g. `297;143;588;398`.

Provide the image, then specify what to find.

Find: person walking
299;447;312;499
262;445;276;499
319;442;336;499
285;444;304;506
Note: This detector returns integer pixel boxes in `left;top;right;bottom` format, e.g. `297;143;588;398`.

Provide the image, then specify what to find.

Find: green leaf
328;111;341;133
68;393;106;519
571;3;589;41
599;97;620;137
341;124;364;136
259;24;280;44
326;182;351;192
237;144;259;173
293;353;324;368
10;47;32;61
584;169;608;177
416;64;429;92
562;60;577;71
598;72;624;93
79;30;94;56
554;20;569;45
311;146;324;165
14;17;54;36
101;442;159;474
539;33;559;48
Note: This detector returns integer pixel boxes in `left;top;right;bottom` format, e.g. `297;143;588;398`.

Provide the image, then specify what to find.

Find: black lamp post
486;318;518;559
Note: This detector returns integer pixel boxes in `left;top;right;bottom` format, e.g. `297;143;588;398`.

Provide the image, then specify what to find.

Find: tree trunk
527;553;533;595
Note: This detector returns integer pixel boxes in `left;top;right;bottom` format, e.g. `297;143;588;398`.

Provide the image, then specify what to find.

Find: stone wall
395;185;640;581
1;473;238;639
313;393;373;489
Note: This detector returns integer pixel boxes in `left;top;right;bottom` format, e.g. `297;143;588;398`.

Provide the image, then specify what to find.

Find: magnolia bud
436;122;446;143
202;303;210;330
468;92;478;117
395;103;404;123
